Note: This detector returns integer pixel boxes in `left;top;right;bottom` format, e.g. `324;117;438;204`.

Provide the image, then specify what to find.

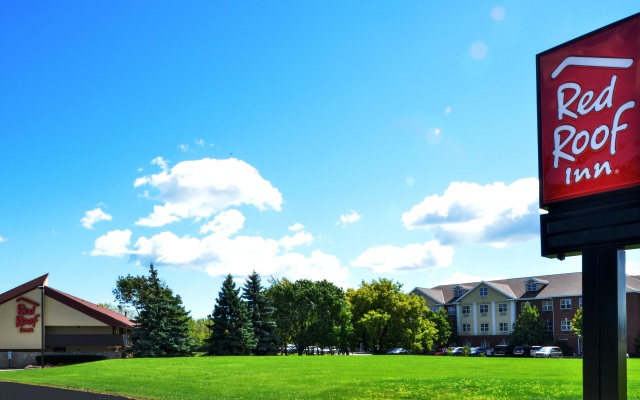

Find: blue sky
2;2;639;319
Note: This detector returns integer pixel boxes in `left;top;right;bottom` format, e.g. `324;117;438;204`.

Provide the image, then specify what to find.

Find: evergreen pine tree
242;271;279;355
125;264;193;357
207;274;257;355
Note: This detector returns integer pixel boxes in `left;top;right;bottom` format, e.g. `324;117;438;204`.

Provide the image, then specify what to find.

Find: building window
546;319;553;332
560;299;572;310
430;307;438;313
521;302;530;311
526;282;537;292
454;289;463;297
462;323;471;333
479;304;489;315
498;303;507;314
542;301;553;311
480;323;489;333
499;322;509;332
448;306;456;315
462;305;470;316
579;298;583;308
561;318;572;331
479;287;488;297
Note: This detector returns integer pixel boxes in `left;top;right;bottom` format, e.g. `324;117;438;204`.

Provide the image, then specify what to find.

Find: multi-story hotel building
411;272;640;355
0;274;133;368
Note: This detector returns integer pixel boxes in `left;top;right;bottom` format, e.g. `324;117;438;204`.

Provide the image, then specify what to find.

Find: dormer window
454;289;463;297
524;278;549;292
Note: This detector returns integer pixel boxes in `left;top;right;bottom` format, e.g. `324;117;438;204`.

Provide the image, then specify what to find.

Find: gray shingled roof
412;287;445;304
412;272;640;304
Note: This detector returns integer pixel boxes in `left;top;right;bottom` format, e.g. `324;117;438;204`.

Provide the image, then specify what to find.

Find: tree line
113;264;453;357
112;265;585;357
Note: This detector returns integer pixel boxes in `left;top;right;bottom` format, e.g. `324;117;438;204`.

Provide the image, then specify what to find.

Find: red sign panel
15;297;40;333
538;15;640;206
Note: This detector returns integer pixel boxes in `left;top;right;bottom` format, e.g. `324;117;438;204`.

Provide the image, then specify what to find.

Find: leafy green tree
347;279;437;354
430;308;453;348
571;307;583;336
511;302;545;346
266;278;351;355
98;302;135;318
188;317;210;352
114;264;193;357
243;271;279;355
208;274;257;355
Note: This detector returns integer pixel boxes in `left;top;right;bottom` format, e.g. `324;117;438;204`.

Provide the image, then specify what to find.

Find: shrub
554;341;573;356
35;354;107;366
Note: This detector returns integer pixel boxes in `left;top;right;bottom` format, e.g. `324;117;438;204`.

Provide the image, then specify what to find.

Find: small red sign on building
15;297;40;333
538;15;640;206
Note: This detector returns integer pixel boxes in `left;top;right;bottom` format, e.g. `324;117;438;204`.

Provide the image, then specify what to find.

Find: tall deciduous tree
266;278;352;355
511;302;546;346
188;317;210;352
571;307;583;337
208;274;256;355
114;264;193;357
347;278;437;354
430;307;453;348
242;271;279;355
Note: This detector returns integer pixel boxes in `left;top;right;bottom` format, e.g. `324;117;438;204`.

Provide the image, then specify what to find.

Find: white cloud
0;236;6;243
178;144;189;152
134;157;283;227
279;230;314;251
91;226;349;288
289;223;304;232
200;209;245;236
337;210;361;226
402;178;539;247
90;229;132;257
351;241;454;273
134;232;209;266
152;156;170;171
80;208;113;229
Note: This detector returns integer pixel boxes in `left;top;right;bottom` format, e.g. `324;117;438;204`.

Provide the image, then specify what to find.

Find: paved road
0;381;133;399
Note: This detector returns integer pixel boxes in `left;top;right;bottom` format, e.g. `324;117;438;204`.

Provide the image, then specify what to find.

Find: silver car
534;346;563;358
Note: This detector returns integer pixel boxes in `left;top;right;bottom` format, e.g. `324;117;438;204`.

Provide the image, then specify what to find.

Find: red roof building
0;274;133;368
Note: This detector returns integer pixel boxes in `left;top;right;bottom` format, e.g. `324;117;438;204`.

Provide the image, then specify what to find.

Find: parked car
513;346;525;357
493;344;513;356
534;346;563;358
286;345;297;354
485;348;494;356
387;347;409;355
434;347;448;356
451;347;463;356
529;346;543;357
470;347;486;356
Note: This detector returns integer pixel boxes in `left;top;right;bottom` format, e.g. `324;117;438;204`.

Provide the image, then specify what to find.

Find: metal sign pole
582;247;627;399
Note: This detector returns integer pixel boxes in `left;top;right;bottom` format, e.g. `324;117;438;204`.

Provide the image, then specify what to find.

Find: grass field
1;355;639;399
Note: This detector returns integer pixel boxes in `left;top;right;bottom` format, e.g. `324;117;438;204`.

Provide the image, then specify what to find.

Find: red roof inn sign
538;14;640;258
15;297;40;333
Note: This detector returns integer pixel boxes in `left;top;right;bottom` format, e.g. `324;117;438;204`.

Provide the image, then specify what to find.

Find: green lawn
1;356;639;399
